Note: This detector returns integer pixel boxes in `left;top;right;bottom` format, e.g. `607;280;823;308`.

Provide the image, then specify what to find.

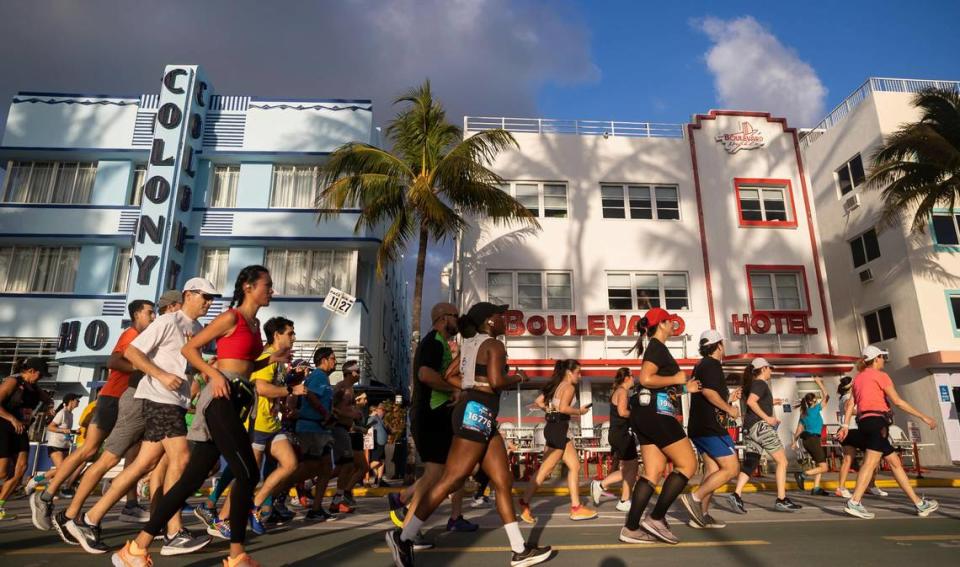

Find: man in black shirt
681;330;741;528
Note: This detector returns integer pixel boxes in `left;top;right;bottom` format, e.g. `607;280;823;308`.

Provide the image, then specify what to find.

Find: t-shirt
687;357;729;437
799;403;823;435
132;311;202;408
296;368;333;434
250;349;283;433
853;368;892;416
641;337;682;417
367;413;390;445
46;407;74;449
99;327;141;398
411;330;452;427
743;379;773;430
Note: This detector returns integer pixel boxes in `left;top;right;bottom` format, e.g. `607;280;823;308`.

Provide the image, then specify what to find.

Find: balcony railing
465;116;684;139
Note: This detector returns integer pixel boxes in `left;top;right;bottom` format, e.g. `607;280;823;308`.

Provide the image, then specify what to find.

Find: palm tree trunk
409;224;429;396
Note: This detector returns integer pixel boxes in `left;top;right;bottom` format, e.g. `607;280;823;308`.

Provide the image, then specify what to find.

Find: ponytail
542;359;580;399
626;316;657;357
795;393;816;417
230;265;270;309
741;365;760;398
613;367;631;389
458;315;479;339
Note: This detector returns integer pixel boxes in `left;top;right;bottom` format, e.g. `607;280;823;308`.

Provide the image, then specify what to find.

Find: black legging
474;468;490;498
143;397;259;544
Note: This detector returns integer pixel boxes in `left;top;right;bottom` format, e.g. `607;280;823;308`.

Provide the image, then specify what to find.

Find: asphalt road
1;488;958;566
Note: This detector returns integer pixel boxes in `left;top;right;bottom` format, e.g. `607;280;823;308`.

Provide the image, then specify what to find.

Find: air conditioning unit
842;193;861;214
858;268;874;283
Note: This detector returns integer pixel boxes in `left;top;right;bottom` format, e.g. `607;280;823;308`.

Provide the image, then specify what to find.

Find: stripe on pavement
374;540;769;553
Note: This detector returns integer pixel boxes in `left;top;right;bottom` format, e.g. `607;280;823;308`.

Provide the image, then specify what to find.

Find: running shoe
29;490;54;530
471;495;491;508
25;473;44;495
389;506;407;528
518;500;536;524
111;541;153;567
698;514;726;529
446;515;479;532
273;500;296;522
387;492;405;511
835;487;853;499
329;501;355;514
412;532;434;550
775;498;802;512
119;502;150;524
590;479;603;506
385;528;414;567
844;499;875;519
249;508;267;535
570;505;598;521
615;499;631;512
869;486;889;497
510;543;552;567
208;519;232;539
66;516;110;554
619;526;658;544
59;487;76;498
915;498;939;517
305;509;334;522
680;493;706;527
194;503;219;529
343;491;357;508
0;508;15;521
726;492;747;514
223;552;263;567
810;487;829;497
53;510;78;545
793;472;806;492
161;527;212;556
641;516;679;544
297;496;312;508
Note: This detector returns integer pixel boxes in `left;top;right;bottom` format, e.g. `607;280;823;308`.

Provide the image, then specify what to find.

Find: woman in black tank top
0;358;51;514
590;368;639;511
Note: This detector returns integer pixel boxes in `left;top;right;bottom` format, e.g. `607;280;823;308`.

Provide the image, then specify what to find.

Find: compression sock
651;471;689;521
625;479;656;530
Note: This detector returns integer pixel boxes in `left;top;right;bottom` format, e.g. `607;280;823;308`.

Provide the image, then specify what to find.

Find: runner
367;403;390;486
328;360;362;514
835;376;886;498
386;302;551;567
618;308;700;545
730;357;801;513
840;345;939;519
0;357;52;521
681;330;741;529
40;393;80;487
591;367;638;513
793;377;830;496
520;359;597;522
339;360;372;507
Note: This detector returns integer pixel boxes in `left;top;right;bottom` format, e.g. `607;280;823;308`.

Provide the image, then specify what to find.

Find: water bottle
637;388;652;407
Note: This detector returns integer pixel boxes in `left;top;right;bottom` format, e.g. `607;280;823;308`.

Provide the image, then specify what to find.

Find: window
486;270;573;310
210;165;239;208
269;165;320;208
849;228;881;268
199;249;230;291
112;248;132;293
747;267;807;312
947;292;960;336
836;154;866;196
130;165;147;206
0;246;80;293
932;211;960;246
2;161;96;204
863;305;896;343
735;179;796;227
600;184;680;220
500;182;568;218
265;249;355;296
606;272;689;310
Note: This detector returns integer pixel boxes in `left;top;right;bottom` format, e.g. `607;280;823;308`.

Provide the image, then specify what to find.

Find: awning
909;350;960;371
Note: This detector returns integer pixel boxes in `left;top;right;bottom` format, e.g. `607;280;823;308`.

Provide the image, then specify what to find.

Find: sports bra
459;335;509;389
217;309;264;361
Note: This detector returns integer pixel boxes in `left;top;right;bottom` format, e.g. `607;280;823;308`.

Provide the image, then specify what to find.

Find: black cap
62;392;80;403
21;357;51;377
465;302;509;327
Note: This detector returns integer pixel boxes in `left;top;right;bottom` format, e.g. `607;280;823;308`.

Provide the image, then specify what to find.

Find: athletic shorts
857;416;895;457
297;431;333;460
744;421;784;456
691;434;737;459
369;443;386;463
142;400;187;442
0;424;29;458
452;389;500;444
332;425;354;464
90;394;120;433
251;430;289;452
608;426;638;461
412;405;454;464
840;428;866;450
544;420;571;450
46;445;69;458
801;434;827;463
350;431;364;452
629;408;686;449
103;388;146;456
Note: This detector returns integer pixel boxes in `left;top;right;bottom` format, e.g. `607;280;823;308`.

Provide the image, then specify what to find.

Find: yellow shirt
250;350;282;433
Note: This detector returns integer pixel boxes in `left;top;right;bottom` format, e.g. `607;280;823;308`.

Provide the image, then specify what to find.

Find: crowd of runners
0;266;944;567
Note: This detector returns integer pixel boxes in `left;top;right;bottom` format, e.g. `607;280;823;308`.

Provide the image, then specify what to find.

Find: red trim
733;178;798;228
686;124;717;329
745;264;813;315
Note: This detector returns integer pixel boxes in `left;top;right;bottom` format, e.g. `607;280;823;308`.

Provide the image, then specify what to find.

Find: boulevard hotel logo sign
715;122;765;153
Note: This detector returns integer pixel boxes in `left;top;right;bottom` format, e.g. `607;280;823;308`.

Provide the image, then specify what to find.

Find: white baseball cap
861;345;889;362
182;277;220;296
750;357;771;370
699;329;723;346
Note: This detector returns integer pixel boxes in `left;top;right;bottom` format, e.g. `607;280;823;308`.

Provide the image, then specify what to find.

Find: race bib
655;391;676;417
461;400;494;438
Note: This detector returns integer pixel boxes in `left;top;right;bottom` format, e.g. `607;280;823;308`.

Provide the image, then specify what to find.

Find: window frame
129;164;147;206
268;164;321;209
1;160;98;205
745;265;812;315
849;227;881;268
598;183;681;221
264;248;357;296
0;245;81;293
499;181;568;219
111;248;132;294
734;178;798;228
605;271;690;311
835;154;867;197
485;269;574;311
862;305;897;343
946;290;960;338
209;165;240;208
930;209;960;251
199;248;230;291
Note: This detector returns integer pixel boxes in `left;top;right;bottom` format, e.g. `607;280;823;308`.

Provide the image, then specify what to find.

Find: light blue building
0;64;411;406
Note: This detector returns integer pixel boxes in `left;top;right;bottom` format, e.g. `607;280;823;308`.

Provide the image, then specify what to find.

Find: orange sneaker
223;552;262;567
518;499;536;524
570;505;598;521
329;501;355;514
111;540;153;567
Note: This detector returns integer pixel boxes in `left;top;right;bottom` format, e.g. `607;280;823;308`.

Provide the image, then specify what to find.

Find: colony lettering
503;310;685;337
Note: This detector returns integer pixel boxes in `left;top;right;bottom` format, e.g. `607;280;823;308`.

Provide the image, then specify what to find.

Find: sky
1;0;958;330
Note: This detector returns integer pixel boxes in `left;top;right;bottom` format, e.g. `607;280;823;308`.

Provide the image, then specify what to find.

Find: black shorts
46;445;69;459
801;434;826;463
609;426;638;461
413;405;454;464
369;443;386;463
350;431;364;452
142;400;187;442
840;428;866;450
451;389;499;444
629;407;686;450
0;424;29;458
544;420;570;450
90;394;120;433
857;415;895;456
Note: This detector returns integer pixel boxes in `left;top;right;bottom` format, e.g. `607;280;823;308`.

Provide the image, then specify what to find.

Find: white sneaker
25;473;44;495
590;480;602;506
835;488;852;499
615;499;631;512
868;486;888;497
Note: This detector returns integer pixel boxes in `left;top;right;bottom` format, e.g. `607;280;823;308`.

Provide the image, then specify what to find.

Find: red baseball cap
641;307;683;335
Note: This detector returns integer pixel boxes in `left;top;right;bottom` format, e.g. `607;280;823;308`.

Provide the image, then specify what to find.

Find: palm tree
316;80;539;348
866;87;960;233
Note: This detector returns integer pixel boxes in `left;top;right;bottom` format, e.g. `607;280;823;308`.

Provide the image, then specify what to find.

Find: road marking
883;535;960;542
373;540;769;553
5;547;87;555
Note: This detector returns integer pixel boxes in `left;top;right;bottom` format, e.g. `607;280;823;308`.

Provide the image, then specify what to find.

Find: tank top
459;335;509;390
217;309;264;361
609;388;630;432
548;385;572;422
2;375;40;421
840;392;858;430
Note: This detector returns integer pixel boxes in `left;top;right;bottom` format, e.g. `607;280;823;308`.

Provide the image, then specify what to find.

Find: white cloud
695;16;827;127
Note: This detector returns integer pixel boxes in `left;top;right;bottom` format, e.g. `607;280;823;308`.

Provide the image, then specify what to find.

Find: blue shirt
799;403;824;435
296;369;333;434
367;414;389;445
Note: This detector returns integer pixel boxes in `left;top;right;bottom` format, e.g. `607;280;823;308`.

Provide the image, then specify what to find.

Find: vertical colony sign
127;65;210;302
